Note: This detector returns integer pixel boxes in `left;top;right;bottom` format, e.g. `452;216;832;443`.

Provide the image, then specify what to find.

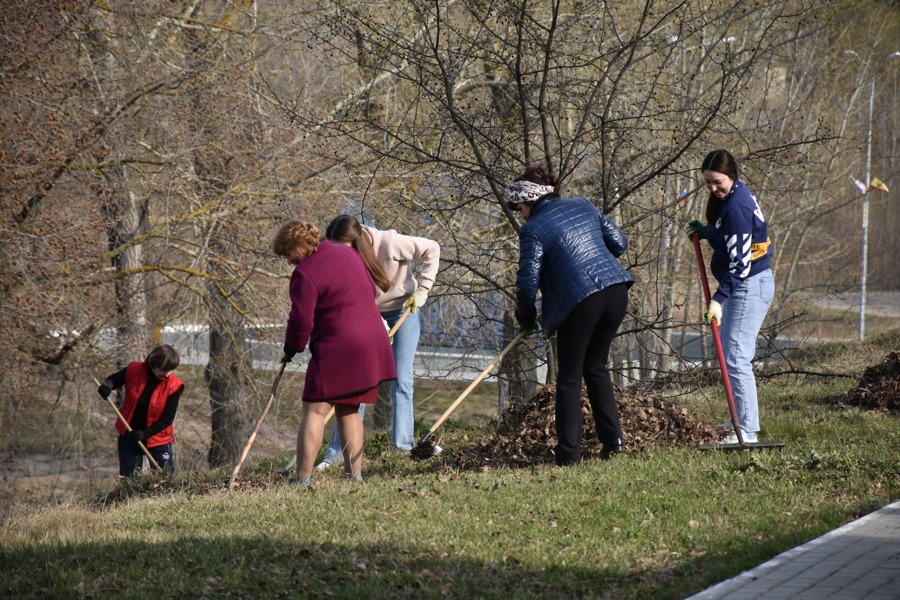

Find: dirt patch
830;351;900;413
442;382;718;469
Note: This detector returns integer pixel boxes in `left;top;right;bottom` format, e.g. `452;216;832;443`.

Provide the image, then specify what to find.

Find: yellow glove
404;289;429;313
705;300;723;325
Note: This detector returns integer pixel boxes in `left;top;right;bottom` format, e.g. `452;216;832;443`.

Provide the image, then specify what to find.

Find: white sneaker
315;457;340;471
721;428;757;444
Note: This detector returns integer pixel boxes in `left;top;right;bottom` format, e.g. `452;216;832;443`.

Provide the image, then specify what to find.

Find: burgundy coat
284;240;397;401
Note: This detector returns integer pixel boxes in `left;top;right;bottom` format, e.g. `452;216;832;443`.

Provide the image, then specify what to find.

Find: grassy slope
1;332;898;600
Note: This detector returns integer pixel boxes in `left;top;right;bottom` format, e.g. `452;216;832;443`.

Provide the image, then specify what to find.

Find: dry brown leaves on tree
443;384;718;470
830;351;900;413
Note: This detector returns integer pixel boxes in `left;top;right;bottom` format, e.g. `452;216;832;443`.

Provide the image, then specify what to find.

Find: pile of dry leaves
444;383;718;469
830;351;900;413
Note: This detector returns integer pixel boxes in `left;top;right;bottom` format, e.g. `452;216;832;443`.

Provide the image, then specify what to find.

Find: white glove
382;317;394;344
404;288;429;313
706;300;723;325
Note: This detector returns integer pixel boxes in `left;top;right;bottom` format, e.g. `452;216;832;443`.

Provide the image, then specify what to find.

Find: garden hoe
229;361;287;490
93;377;162;471
279;307;412;475
411;329;529;460
691;235;784;452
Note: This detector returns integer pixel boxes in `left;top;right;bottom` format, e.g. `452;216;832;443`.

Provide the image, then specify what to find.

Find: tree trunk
205;293;251;467
179;2;255;468
100;173;150;363
196;154;252;468
498;311;538;413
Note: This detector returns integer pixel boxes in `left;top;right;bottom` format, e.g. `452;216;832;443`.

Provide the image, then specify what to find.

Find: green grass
1;333;899;599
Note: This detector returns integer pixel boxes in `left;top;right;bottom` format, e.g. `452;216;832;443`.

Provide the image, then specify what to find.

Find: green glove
687;220;706;240
517;322;539;338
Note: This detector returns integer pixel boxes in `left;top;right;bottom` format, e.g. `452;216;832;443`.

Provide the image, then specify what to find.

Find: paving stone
685;500;900;600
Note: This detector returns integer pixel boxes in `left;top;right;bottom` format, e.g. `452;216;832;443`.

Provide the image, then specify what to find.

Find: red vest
115;361;184;447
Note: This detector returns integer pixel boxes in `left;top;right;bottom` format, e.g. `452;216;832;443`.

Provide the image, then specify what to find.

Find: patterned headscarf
505;180;556;206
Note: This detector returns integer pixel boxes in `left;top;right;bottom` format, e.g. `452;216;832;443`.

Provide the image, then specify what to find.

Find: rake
691;235;784;451
410;329;529;459
93;377;162;471
228;361;287;490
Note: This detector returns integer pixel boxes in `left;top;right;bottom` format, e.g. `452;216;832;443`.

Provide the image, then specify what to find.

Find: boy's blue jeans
117;435;174;476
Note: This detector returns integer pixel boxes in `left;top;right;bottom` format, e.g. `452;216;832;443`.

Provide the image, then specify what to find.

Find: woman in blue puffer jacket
507;163;634;466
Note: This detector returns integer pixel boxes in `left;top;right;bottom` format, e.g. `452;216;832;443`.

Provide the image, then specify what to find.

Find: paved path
686;500;900;600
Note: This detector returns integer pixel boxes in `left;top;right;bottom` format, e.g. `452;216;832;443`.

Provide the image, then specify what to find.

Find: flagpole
845;50;900;341
859;72;873;341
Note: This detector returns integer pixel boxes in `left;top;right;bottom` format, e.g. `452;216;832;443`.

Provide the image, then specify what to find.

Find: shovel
279;307;413;475
93;377;162;471
411;329;529;459
691;235;783;451
228;361;287;490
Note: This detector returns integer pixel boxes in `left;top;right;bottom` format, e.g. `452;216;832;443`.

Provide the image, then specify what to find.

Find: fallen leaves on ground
443;382;719;470
830;351;900;413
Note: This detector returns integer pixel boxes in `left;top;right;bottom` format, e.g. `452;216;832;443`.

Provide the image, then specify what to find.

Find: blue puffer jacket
515;194;634;337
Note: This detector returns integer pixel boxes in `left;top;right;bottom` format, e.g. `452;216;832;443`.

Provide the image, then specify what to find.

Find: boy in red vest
97;344;184;476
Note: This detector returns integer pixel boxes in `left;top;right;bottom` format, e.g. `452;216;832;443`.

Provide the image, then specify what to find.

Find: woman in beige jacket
318;215;440;466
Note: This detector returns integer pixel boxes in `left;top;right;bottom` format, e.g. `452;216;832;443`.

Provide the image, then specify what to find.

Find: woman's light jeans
718;269;774;434
322;307;420;461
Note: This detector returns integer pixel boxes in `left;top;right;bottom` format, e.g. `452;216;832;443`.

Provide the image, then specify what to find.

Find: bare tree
274;0;841;391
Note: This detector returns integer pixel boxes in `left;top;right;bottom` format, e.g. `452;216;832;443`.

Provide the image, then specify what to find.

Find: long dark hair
325;215;391;292
701;149;739;222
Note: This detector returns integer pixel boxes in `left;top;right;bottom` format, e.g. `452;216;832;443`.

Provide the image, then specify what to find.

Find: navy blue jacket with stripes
515;194;634;338
704;177;773;304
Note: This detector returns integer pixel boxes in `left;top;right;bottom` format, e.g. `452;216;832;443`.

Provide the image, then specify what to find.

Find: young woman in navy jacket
688;149;775;444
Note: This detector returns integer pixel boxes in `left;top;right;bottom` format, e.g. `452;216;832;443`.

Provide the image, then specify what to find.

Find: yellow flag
870;177;889;193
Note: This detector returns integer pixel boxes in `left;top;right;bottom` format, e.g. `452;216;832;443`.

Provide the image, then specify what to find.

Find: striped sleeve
714;209;754;302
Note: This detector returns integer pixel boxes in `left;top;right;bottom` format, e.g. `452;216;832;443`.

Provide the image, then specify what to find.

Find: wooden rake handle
93;378;162;471
388;307;412;338
228;361;287;490
422;330;529;440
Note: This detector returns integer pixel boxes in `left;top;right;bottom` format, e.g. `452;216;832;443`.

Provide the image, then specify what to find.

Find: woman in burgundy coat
273;221;397;485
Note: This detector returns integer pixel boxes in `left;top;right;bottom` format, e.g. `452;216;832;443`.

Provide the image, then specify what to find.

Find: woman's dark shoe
600;440;624;460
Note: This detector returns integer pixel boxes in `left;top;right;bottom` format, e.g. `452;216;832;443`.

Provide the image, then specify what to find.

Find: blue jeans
324;307;420;459
117;435;174;476
718;269;774;434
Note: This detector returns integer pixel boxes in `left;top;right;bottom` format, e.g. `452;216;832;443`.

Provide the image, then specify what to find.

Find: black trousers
554;284;629;465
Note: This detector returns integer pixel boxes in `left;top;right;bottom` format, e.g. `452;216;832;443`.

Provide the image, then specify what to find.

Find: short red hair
272;221;321;258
